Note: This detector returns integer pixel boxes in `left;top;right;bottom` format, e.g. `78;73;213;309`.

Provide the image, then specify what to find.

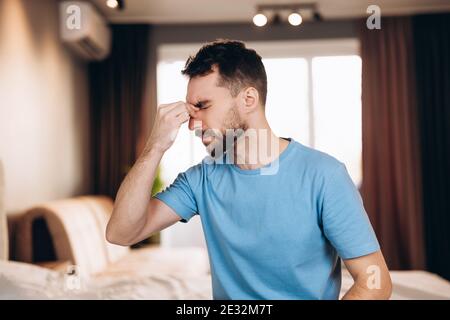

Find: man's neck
232;126;289;170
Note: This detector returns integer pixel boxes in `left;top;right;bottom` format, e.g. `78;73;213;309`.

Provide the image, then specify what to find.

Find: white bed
1;259;450;300
0;260;212;300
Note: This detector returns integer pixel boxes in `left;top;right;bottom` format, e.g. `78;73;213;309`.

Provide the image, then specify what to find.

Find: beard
201;105;247;160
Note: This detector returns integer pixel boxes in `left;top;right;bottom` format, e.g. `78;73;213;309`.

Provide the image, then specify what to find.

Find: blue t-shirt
155;138;380;299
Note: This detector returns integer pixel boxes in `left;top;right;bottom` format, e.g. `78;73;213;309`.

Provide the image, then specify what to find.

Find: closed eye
195;100;212;109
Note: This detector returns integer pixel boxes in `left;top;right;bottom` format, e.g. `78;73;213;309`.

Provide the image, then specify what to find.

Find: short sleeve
153;166;200;223
321;163;380;259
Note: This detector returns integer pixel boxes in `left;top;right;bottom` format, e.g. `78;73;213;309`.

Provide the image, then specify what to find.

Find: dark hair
181;39;267;106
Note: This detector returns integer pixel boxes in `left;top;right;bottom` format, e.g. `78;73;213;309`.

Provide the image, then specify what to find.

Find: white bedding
1;260;450;300
0;260;212;300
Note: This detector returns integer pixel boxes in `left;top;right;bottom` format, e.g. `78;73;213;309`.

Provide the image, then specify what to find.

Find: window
312;56;362;185
263;58;310;146
157;39;362;248
261;55;362;185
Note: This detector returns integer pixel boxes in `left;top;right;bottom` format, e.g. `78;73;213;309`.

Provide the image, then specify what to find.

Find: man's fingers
168;102;199;118
166;105;187;120
176;110;190;124
158;102;199;126
185;103;199;116
159;101;184;114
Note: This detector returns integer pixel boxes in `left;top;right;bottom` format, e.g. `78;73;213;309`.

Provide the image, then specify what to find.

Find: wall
0;0;90;257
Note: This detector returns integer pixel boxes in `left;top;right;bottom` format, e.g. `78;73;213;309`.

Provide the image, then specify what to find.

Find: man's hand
145;101;198;153
341;251;392;300
106;101;198;246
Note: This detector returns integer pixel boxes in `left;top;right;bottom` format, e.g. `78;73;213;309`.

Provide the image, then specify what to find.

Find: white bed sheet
1;260;450;300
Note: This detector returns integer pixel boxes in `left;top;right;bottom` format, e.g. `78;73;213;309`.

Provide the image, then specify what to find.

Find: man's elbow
105;221;134;247
380;276;393;300
350;271;392;300
372;273;393;300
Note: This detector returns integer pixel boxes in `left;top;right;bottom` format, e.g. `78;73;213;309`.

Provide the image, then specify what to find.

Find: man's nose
188;117;202;131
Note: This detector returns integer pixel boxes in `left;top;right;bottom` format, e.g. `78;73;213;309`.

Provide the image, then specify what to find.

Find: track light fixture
288;12;303;26
253;2;321;27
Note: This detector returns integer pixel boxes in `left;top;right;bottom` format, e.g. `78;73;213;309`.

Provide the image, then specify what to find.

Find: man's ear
241;87;259;113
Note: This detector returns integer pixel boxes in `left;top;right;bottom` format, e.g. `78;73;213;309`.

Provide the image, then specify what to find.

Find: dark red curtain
89;25;150;198
359;17;425;270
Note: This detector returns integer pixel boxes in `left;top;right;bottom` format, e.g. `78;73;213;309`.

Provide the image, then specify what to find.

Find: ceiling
91;0;450;24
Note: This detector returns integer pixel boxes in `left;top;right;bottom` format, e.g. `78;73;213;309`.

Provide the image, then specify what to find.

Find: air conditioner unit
60;1;111;61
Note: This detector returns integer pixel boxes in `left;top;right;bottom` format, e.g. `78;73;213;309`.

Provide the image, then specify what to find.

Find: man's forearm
341;281;391;300
106;101;195;245
106;145;164;244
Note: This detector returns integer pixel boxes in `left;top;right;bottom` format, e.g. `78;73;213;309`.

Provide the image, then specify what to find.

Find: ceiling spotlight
106;0;118;9
288;12;303;26
106;0;124;10
253;13;268;27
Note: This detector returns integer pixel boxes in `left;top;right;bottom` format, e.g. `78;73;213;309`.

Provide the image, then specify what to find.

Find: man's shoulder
291;141;343;173
182;156;218;179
